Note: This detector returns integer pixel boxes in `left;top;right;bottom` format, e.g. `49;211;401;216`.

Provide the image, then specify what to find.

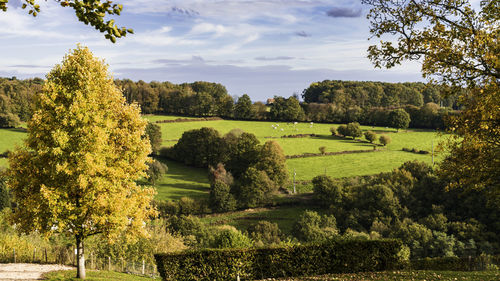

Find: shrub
145;122;162;155
364;131;377;143
235;167;276;208
154;239;405;281
211;227;252;249
248;221;282;246
379;135;391;146
345;122;362;139
319;146;326;154
337;124;348;137
292;210;338;243
329;127;337;136
209;181;237;213
389;109;411;132
0;113;21;128
146;159;168;184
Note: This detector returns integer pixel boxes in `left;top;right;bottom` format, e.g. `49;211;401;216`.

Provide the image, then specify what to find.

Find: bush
154;239;405;281
345;122;362;139
379;135;391;146
292;210;338;243
389;109;411;132
329;127;337;136
319;146;326;154
235;167;276;208
211;227;252;249
248;221;282;246
146;159;168;184
145;122;162;155
364;131;377;143
209;181;237;213
0;113;21;128
337;125;348;137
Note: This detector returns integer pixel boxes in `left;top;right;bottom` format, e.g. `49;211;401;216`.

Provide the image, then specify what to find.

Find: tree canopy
6;46;156;278
0;0;132;42
363;0;499;204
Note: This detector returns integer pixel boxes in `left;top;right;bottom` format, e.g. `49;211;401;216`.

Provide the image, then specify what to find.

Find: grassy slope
154;159;209;201
201;205;318;235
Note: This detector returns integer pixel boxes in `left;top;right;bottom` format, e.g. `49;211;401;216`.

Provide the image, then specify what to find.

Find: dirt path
0;263;74;280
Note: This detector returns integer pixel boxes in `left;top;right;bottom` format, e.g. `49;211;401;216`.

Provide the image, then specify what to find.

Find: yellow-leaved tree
6;46;156;279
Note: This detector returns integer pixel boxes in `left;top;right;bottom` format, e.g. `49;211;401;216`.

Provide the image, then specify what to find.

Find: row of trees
0;76;452;130
162;128;289;210
302;80;457;108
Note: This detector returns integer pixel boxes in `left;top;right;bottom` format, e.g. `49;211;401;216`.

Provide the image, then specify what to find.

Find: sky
0;0;429;101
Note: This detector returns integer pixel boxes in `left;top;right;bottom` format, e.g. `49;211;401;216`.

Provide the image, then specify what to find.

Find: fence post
121;259;124;272
44;248;48;263
33;248;36;262
142;259;145;275
13;248;16;263
108;256;111;271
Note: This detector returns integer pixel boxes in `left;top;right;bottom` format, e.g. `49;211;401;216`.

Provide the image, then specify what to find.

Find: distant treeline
1;77;459;129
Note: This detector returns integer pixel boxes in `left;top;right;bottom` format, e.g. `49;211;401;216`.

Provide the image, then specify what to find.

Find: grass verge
43;270;156;280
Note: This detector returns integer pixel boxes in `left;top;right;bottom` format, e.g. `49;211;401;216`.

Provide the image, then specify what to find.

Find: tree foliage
145;122;162;155
234;94;254;120
364;130;378;143
0;0;132;42
362;0;499;204
269;96;305;121
379;135;391;146
6;46;156;278
346;122;363;139
388;109;411;131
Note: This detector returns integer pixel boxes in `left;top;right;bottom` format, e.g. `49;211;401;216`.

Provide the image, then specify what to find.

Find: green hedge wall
154;239;403;281
410;255;500;271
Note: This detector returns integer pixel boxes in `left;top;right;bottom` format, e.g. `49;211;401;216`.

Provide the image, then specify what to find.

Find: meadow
0;115;448;201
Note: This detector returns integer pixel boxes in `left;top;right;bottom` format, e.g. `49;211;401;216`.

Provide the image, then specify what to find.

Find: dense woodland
1;77;457;130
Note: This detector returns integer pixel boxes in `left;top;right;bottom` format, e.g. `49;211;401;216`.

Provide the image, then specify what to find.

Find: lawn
154;159;210;201
287;150;435;182
262;270;500;281
0;128;27;168
0;128;26;152
43;270;155;280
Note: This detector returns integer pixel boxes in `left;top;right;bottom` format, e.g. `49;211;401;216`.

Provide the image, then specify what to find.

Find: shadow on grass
312;135;377;148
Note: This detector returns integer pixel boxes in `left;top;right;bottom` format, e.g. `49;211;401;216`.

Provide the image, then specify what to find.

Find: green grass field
0;128;26;153
154;159;210;201
0;117;449;201
43;270;155;280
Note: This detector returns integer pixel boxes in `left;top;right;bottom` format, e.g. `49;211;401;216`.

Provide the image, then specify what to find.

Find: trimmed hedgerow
154;239;404;281
410;255;500;271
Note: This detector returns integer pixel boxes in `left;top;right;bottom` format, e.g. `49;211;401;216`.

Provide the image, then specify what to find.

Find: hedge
154;239;404;281
410;255;500;271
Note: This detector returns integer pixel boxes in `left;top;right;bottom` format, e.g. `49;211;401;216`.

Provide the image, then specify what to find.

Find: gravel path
0;263;74;280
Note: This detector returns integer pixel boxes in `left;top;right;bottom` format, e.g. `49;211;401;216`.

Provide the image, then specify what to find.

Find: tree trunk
76;235;86;279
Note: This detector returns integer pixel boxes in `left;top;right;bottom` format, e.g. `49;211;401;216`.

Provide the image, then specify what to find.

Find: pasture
0;116;449;200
